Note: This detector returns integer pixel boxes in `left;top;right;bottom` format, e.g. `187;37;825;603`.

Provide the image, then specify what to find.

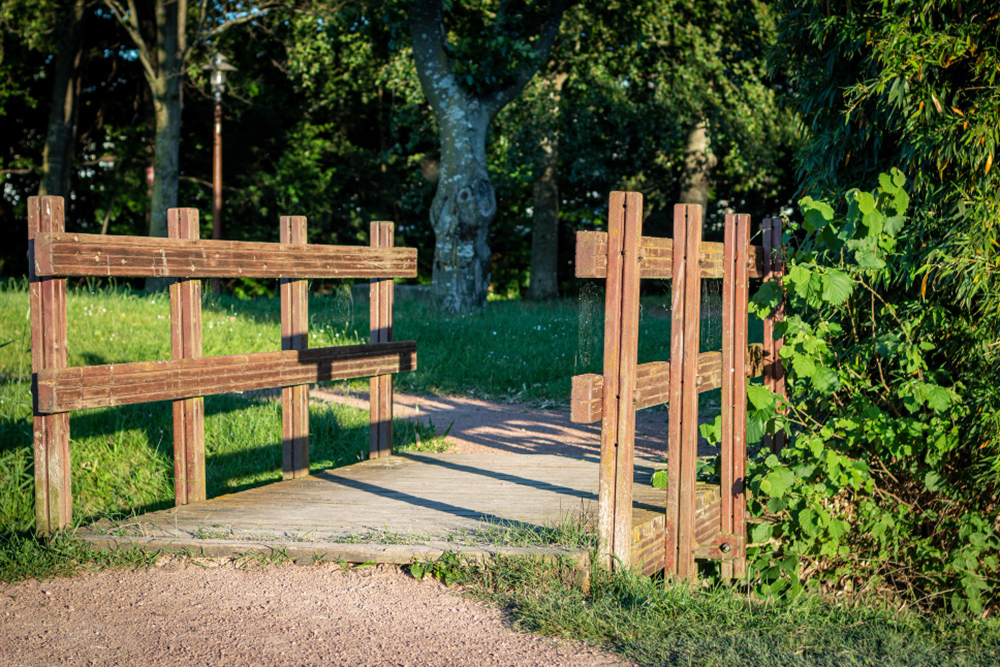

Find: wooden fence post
370;221;395;459
281;215;310;479
762;218;787;454
666;204;703;579
169;208;206;505
597;192;643;569
720;213;751;579
29;196;71;534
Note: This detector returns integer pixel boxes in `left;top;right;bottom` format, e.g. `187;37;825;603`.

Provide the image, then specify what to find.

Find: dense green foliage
743;172;998;614
752;0;1000;614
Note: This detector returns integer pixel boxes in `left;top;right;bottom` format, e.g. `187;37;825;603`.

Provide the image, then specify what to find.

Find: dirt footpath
2;392;645;666
1;561;630;667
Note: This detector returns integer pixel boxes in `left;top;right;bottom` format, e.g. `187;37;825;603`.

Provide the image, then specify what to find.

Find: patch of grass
446;515;597;550
455;557;1000;667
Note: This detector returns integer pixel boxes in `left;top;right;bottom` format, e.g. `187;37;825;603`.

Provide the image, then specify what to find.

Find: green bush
745;170;999;614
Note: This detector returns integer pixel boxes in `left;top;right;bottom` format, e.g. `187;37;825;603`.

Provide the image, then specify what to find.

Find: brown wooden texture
596;192;643;570
612;193;643;567
36;342;417;413
763;217;787;454
33;232;417;279
720;214;737;580
575;230;766;280
281;216;310;480
731;214;751;578
28;196;71;535
370;222;395;459
720;214;752;579
168;209;206;505
568;347;766;424
666;204;703;579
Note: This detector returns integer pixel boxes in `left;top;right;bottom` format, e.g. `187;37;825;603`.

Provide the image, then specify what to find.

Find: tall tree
410;0;571;312
102;0;286;249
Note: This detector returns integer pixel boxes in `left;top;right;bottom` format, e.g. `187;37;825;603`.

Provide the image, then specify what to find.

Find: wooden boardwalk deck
79;453;696;567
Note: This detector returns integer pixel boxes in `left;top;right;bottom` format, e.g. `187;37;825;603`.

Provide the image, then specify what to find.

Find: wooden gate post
720;213;751;579
29;196;71;534
665;204;703;579
370;221;396;458
169;208;206;505
597;192;643;569
762;218;787;453
281;215;310;479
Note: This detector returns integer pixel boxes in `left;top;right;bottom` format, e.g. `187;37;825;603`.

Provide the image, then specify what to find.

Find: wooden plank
598;193;626;569
168;208;206;506
574;231;766;280
720;213;737;581
761;217;775;453
677;204;703;580
611;192;643;568
28;196;72;534
665;207;686;576
281;215;310;480
370;221;395;460
33;232;418;279
732;214;751;578
769;218;787;453
568;346;766;424
36;342;417;413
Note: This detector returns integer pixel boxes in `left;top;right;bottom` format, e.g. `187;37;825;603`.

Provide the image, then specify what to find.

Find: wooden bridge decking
77;453;718;569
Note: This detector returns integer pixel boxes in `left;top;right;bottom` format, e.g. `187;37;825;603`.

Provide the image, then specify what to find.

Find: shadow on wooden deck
77;453;677;569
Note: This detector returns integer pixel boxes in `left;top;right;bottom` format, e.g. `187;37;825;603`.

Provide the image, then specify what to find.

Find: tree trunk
430;96;495;312
410;0;568;313
527;73;567;301
143;0;185;291
678;120;716;211
38;0;85;199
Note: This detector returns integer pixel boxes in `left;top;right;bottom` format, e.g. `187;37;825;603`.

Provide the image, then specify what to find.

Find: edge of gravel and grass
3;282;999;666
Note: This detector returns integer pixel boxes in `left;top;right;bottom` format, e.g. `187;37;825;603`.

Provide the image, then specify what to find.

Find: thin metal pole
211;92;223;293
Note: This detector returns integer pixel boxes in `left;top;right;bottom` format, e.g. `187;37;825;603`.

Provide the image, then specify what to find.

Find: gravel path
1;392;646;666
1;561;630;666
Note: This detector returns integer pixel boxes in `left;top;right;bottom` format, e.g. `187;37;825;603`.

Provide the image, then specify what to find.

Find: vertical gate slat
732;214;751;577
29;196;71;534
720;213;737;580
770;218;787;452
612;192;643;564
598;193;627;568
761;218;775;452
281;215;310;479
677;205;703;579
169;208;206;505
370;221;395;459
666;205;690;576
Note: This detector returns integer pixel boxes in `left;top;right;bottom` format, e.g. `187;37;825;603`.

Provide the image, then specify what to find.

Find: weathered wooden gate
28;195;417;535
571;191;785;578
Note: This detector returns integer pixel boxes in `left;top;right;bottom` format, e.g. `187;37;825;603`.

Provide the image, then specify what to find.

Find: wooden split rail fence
28;196;417;535
571;192;785;578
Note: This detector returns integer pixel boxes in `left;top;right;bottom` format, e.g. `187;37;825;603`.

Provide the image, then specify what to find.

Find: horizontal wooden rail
575;231;765;280
569;344;765;424
36;341;417;413
32;233;418;279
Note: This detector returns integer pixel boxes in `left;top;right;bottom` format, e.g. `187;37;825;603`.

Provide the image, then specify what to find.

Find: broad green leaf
821;270;854;305
791;354;816;378
925;385;952;412
747;385;776;410
800;196;835;233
